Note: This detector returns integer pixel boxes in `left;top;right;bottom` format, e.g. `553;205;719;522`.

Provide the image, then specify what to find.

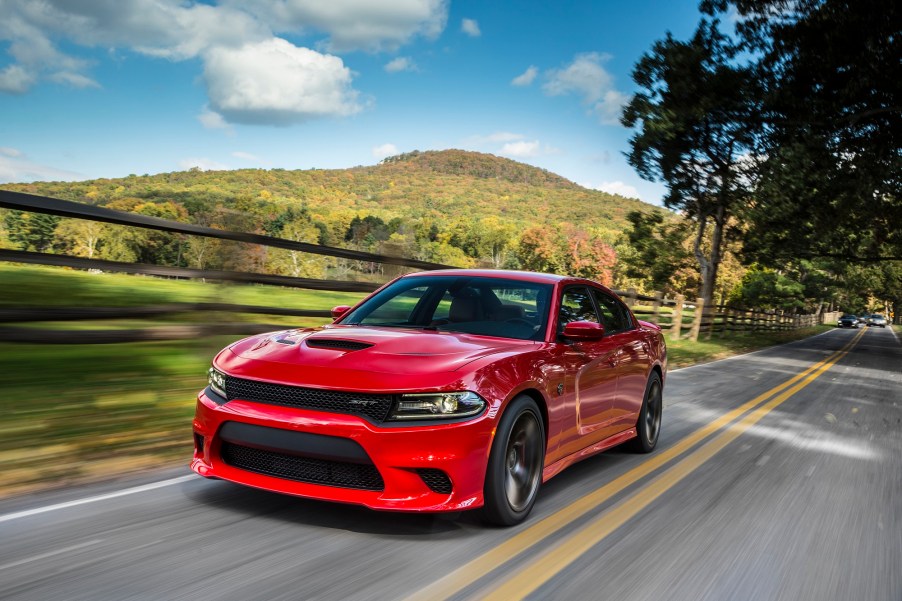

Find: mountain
2;150;667;279
3;150;656;238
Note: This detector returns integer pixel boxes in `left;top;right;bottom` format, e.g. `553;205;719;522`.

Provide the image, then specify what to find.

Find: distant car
837;314;861;328
191;270;667;525
866;314;887;327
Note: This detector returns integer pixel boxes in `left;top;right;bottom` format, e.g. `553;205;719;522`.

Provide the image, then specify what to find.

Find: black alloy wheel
629;372;663;453
482;395;545;526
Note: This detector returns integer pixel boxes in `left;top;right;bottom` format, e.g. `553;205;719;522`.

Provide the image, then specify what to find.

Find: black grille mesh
305;338;373;351
225;376;393;422
220;442;385;491
416;468;453;494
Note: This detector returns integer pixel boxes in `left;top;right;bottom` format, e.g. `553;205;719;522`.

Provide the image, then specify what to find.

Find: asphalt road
1;327;900;601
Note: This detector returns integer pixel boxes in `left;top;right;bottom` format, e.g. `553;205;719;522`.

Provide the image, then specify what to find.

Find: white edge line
669;327;840;373
0;539;104;571
0;475;195;524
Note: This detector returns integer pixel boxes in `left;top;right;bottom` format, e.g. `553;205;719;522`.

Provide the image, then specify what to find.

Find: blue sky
0;1;705;205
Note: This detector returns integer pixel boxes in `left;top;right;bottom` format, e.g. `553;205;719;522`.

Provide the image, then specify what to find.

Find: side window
432;290;454;321
558;287;600;334
592;289;632;332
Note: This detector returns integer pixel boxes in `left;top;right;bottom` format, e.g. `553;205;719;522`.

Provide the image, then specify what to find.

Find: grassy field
0;265;837;498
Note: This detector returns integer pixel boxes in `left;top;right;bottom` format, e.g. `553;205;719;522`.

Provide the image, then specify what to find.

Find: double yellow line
406;327;866;601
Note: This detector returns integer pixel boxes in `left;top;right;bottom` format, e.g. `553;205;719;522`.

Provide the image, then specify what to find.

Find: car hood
223;325;535;377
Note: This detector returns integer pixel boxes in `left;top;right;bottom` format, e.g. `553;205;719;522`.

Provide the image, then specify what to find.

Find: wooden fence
617;289;838;342
0;191;836;344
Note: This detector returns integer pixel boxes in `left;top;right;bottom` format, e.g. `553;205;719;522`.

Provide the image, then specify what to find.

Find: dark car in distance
837;314;861;328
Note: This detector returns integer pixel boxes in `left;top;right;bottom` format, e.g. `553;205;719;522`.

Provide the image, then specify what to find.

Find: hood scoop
305;338;374;351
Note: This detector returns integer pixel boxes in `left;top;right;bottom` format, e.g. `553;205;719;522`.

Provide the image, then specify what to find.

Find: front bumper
190;389;494;512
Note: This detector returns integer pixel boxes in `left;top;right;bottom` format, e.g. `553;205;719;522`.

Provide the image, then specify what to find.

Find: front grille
225;376;394;422
416;468;453;494
305;338;373;351
220;442;385;491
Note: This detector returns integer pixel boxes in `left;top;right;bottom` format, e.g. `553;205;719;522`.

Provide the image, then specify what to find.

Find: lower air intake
220;442;385;491
416;468;453;494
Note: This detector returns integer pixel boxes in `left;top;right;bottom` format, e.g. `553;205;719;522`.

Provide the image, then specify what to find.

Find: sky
0;0;707;205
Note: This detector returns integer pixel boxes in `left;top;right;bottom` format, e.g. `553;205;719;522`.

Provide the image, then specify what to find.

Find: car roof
403;269;573;285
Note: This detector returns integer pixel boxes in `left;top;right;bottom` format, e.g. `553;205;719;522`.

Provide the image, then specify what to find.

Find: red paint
191;270;667;512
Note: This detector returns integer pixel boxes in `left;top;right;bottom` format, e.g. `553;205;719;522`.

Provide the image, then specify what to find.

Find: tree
729;266;805;311
3;210;60;252
620;210;694;294
622;20;761;306
54;218;104;258
703;0;901;265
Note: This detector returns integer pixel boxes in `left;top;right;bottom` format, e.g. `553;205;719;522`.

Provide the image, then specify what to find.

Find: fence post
670;294;685;341
689;297;705;342
651;291;663;325
624;287;637;309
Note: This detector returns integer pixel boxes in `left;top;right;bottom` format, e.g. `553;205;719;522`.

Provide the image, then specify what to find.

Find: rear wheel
628;372;663;453
482;395;545;526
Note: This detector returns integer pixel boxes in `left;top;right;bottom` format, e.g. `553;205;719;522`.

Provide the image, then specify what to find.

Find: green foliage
3;210;60;252
705;0;900;266
729;266;805;310
620;210;694;294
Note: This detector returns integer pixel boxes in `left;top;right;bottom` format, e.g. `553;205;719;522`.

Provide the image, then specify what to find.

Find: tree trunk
693;204;726;307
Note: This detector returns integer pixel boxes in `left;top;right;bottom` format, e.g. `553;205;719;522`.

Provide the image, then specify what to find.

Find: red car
191;270;666;525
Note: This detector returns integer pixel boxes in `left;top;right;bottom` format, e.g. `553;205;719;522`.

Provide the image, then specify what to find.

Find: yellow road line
404;328;864;601
479;327;866;600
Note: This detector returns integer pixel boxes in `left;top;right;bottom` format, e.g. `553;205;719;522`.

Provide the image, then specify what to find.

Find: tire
481;395;545;526
628;372;663;453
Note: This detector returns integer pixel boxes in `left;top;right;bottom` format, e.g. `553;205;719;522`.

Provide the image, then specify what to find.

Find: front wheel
481;395;545;526
628;372;663;453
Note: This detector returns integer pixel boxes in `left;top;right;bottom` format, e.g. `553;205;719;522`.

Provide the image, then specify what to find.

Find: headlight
388;391;486;421
208;367;227;398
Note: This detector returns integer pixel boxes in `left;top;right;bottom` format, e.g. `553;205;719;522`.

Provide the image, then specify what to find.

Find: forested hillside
1;150;658;286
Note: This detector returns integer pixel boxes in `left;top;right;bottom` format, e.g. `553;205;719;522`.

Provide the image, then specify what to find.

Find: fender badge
557;383;564;395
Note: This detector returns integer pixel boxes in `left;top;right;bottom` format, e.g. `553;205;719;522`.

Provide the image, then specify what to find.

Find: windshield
342;275;552;341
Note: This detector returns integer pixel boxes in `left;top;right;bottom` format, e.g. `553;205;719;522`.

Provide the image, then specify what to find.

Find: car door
591;287;648;432
557;286;622;449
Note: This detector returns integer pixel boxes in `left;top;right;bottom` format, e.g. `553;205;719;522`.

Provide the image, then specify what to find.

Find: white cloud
511;66;537;87
1;0;443;126
588;181;640;199
544;52;627;125
0;65;35;94
203;38;362;125
228;0;449;52
372;143;398;159
483;132;525;143
461;18;481;37
384;56;417;73
198;107;231;130
232;151;261;161
179;157;229;171
0;0;268;94
48;71;100;89
500;140;541;158
0;150;83;183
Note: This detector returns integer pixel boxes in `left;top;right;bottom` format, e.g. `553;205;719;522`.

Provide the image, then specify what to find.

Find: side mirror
563;320;605;340
331;305;352;320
